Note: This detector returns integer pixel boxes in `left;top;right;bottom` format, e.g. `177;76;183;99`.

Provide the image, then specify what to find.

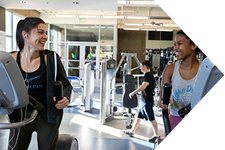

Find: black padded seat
123;75;138;108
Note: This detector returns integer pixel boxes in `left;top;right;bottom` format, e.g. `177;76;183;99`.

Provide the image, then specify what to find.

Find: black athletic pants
8;110;58;150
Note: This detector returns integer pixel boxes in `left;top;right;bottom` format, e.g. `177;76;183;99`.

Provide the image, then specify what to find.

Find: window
5;11;13;52
148;31;160;40
161;31;173;40
6;37;12;53
66;24;99;42
49;24;65;42
5;10;24;52
49;43;65;60
100;44;113;60
148;31;173;41
13;14;24;50
100;25;114;43
5;11;13;36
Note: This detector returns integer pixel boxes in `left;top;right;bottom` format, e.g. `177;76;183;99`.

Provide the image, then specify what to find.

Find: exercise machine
146;48;176;72
151;49;161;72
162;58;224;136
84;62;95;112
100;59;116;124
109;53;141;128
0;51;78;150
67;76;83;107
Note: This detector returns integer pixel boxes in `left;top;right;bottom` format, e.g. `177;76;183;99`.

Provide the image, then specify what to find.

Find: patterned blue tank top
170;60;201;116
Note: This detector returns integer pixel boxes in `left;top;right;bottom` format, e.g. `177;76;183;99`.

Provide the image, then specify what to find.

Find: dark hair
176;30;201;54
141;60;151;69
16;17;45;51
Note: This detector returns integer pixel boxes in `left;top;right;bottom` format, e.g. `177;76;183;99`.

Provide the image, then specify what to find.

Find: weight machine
109;53;141;128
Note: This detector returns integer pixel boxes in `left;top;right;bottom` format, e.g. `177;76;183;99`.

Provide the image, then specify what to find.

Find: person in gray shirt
158;30;202;137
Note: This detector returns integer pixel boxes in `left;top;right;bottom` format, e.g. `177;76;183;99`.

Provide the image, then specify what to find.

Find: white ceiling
0;0;181;30
0;0;117;11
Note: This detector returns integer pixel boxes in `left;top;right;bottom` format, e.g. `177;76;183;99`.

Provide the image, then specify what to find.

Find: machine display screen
107;59;116;69
110;63;114;68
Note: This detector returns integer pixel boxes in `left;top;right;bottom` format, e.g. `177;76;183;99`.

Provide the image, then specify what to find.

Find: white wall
146;40;174;49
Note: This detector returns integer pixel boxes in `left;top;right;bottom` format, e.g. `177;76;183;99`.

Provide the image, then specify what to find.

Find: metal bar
0;110;38;129
100;61;107;124
133;56;141;67
130;66;140;71
127;55;132;74
109;55;125;89
121;53;137;57
137;76;139;88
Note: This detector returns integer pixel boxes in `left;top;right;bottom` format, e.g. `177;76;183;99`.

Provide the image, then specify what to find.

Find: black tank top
17;51;47;110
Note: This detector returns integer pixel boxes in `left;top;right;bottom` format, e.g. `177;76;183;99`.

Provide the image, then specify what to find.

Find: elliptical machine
0;51;78;150
162;58;223;136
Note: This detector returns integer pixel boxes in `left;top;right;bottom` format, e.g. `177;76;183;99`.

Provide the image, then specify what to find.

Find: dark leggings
8;110;58;150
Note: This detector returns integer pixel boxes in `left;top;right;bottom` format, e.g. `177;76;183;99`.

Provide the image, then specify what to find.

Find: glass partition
68;45;80;76
5;10;24;52
48;23;116;87
49;43;65;60
5;11;12;36
100;44;113;61
100;25;114;44
6;37;13;52
49;24;65;42
85;46;97;61
13;14;24;50
66;24;99;42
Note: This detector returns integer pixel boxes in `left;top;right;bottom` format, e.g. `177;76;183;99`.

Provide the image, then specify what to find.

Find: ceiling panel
0;0;117;11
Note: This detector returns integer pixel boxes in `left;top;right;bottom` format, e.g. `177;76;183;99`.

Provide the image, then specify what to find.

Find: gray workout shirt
170;60;201;116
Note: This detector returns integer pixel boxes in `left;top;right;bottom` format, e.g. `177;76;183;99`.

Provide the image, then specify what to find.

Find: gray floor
0;87;165;150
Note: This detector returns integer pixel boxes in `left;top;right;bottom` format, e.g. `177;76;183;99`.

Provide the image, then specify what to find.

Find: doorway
66;43;100;86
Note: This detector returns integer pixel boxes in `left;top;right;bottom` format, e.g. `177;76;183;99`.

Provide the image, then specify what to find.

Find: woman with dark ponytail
9;17;72;150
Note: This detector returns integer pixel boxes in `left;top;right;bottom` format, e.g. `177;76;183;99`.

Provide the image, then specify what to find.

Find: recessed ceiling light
156;29;173;32
140;29;155;31
102;16;124;19
125;23;142;26
123;28;139;30
20;1;28;4
73;26;89;29
126;16;148;19
55;15;77;18
144;24;153;26
163;24;179;27
79;15;101;18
